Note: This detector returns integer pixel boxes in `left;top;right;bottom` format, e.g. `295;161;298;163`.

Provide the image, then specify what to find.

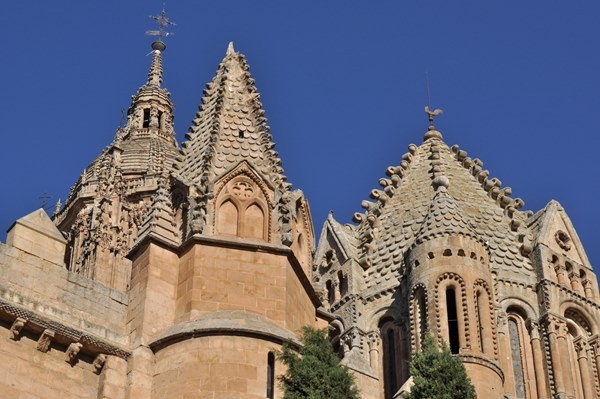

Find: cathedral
0;28;598;399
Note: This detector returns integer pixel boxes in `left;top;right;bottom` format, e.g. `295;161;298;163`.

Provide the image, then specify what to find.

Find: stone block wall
152;335;284;399
0;243;128;345
0;321;99;399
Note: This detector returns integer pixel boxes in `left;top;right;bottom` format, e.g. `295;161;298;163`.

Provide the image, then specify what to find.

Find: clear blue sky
1;1;598;269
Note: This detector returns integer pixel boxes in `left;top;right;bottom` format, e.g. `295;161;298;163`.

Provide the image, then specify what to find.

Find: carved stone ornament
9;317;26;340
37;329;55;353
93;354;107;374
555;230;572;251
231;180;254;200
66;342;83;365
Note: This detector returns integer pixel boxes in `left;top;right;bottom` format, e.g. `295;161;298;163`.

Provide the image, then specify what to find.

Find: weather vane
424;72;443;124
146;7;176;43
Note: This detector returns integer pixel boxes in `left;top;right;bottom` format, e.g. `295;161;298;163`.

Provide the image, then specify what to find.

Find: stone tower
0;38;326;399
315;123;600;399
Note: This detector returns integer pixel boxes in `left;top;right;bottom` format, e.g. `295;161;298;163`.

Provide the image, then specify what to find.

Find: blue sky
0;1;598;269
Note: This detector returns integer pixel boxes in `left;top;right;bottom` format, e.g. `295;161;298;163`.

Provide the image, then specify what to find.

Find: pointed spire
134;177;179;247
226;41;236;56
180;44;288;190
413;175;480;244
147;43;165;86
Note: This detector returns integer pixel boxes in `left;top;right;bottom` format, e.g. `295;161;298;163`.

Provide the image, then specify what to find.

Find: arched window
380;318;409;399
381;319;399;399
266;351;275;399
446;288;460;354
244;203;264;239
215;176;270;241
436;274;468;353
326;280;335;305
217;200;238;235
564;308;594;399
411;286;427;352
508;317;527;399
474;282;494;356
506;308;538;399
338;271;348;297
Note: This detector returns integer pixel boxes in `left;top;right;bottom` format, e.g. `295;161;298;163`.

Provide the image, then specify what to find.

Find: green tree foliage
405;333;476;399
277;326;360;399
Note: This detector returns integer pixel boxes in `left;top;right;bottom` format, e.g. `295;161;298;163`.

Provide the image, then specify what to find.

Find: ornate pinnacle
145;8;174;86
147;49;163;86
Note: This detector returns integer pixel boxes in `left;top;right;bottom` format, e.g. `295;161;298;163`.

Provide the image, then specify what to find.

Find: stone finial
37;329;55;353
9;317;26;340
66;342;83;365
432;175;450;191
423;124;443;141
227;41;236;56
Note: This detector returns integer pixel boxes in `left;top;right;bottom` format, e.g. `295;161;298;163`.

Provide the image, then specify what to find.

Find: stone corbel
93;354;107;374
65;342;83;365
37;329;55;353
9;317;27;340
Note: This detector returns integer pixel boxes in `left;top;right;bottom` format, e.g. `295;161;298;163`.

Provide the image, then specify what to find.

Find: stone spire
53;23;181;291
147;41;165;86
179;43;295;239
412;175;480;245
179;42;287;189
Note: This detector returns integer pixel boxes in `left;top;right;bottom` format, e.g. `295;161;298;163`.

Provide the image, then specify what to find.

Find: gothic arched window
564;308;595;399
380;319;400;399
215;177;270;241
506;308;538;399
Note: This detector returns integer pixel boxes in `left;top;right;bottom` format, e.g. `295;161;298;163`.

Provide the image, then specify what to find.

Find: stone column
582;279;594;299
526;321;549;399
592;338;600;388
568;272;583;295
555;264;566;285
574;341;594;399
496;312;516;397
368;331;381;373
546;317;567;398
555;319;575;398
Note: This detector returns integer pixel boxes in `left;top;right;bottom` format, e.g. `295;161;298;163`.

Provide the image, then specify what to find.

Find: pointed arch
216;199;239;236
506;307;538;399
244;202;265;239
213;165;274;242
435;273;469;352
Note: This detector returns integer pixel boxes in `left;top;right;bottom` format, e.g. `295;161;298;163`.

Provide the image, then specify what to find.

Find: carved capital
497;311;508;330
526;320;541;340
37;329;55;353
589;336;600;354
66;342;83;365
574;339;589;358
367;331;381;350
544;315;568;339
9;317;26;340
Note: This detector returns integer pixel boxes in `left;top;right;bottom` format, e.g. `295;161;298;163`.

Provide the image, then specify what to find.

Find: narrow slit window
142;109;150;128
266;351;275;399
446;287;460;354
239;130;245;138
476;291;484;352
385;328;398;398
